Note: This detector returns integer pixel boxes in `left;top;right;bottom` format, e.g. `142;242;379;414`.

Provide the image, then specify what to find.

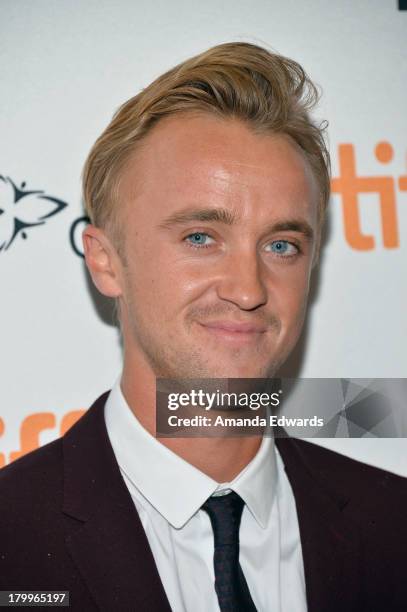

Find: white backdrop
1;0;406;474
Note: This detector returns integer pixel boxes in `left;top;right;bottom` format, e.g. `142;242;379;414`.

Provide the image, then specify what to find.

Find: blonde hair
83;42;330;244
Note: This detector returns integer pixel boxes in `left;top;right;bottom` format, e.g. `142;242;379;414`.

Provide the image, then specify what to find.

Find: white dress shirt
104;379;307;612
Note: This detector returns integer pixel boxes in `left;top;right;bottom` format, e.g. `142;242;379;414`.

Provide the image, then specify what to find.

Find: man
0;42;406;611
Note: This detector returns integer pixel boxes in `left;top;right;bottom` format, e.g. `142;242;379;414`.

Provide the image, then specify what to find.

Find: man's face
116;114;319;379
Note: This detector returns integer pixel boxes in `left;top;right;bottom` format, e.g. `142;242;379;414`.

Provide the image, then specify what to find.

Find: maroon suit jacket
0;391;406;611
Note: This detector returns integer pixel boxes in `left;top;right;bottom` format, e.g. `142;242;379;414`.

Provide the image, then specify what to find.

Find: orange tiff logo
331;142;406;250
0;410;85;468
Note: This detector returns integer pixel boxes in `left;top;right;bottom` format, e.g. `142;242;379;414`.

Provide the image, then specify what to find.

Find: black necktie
202;491;257;611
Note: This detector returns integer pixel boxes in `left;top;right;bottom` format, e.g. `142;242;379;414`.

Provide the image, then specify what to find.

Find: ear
82;225;123;298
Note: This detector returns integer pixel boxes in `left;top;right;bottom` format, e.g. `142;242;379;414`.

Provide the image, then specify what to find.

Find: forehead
119;113;318;225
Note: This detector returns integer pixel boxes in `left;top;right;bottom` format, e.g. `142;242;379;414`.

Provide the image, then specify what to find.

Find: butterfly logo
0;175;67;251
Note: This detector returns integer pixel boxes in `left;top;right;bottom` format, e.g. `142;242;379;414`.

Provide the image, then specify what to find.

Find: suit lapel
276;437;362;612
62;392;171;612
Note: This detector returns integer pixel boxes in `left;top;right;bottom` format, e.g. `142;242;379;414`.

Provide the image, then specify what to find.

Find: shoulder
277;436;406;486
307;437;404;484
277;436;407;526
0;437;64;514
0;436;68;580
0;390;110;505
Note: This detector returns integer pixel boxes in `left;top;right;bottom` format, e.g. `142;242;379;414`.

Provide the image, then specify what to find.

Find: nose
216;250;268;311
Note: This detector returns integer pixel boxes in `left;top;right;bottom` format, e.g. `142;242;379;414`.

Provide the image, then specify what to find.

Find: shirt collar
104;378;277;529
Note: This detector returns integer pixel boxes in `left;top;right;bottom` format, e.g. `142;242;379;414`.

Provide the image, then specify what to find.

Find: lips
199;320;267;334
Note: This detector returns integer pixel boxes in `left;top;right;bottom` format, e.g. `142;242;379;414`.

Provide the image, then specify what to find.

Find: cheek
127;249;214;313
266;265;311;319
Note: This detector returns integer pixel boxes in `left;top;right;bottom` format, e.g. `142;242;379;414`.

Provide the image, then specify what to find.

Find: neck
120;359;261;482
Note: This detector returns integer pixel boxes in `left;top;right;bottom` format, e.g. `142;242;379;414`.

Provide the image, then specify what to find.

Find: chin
206;362;277;379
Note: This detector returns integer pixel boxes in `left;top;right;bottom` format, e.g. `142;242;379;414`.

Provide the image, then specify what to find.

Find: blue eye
185;232;214;247
267;240;298;256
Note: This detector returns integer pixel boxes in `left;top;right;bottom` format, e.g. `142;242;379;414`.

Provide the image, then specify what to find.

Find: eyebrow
269;220;314;240
158;207;314;240
158;207;237;228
